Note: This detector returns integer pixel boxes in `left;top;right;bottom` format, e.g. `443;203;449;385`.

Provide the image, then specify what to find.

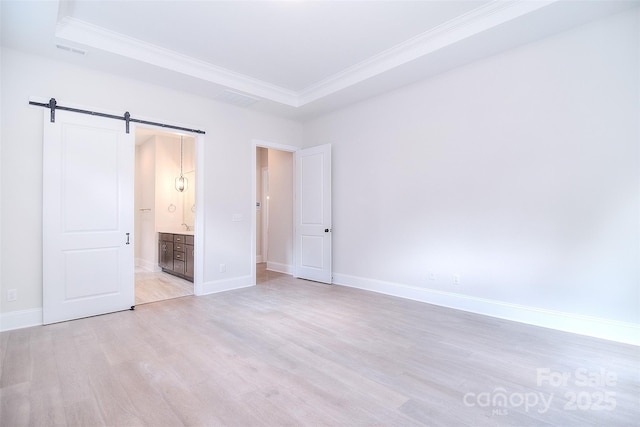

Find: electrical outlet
427;272;437;281
7;289;17;302
219;264;226;273
452;274;461;285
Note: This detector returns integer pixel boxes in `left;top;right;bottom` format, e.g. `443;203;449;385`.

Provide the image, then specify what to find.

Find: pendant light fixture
175;136;188;192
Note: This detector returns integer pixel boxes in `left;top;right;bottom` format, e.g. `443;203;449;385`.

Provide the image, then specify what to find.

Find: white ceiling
2;0;638;120
67;0;489;91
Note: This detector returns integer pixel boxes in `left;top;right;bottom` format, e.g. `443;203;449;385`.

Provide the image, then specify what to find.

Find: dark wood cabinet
158;233;174;270
185;241;194;278
158;233;194;282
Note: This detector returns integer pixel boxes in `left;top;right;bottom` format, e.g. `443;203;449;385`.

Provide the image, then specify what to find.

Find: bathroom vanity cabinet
159;233;194;282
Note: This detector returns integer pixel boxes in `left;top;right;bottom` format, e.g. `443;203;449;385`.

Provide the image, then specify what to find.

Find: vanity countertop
158;229;195;236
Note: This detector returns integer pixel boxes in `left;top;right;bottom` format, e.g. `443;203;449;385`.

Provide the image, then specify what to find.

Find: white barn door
43;110;134;324
294;144;332;283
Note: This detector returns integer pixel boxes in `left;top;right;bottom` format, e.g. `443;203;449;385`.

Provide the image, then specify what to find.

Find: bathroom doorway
134;128;196;304
253;143;295;285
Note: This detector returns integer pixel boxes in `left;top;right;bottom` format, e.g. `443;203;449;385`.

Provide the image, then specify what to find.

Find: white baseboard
333;273;639;346
6;273;635;346
0;308;43;332
256;255;264;264
266;261;293;275
2;275;257;332
197;275;254;296
135;258;160;272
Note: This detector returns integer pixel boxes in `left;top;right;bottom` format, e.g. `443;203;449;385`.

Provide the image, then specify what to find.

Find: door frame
36;94;207;325
261;166;269;262
134;123;206;296
251;139;299;285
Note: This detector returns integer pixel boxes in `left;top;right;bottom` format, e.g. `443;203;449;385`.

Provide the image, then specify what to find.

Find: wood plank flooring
135;269;193;306
1;265;638;426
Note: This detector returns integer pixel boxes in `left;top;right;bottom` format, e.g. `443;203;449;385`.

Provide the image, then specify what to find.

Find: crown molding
298;0;557;104
55;16;300;106
55;0;557;109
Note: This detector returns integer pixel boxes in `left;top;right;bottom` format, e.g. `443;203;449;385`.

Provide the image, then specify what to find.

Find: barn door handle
126;233;130;245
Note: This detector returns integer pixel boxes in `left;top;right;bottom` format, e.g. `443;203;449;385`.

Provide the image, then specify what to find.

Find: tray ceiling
2;0;637;119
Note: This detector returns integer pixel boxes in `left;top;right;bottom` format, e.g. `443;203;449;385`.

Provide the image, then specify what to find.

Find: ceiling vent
214;89;260;107
56;44;86;56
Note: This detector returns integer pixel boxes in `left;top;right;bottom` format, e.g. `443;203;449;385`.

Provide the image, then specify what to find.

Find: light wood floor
135;269;193;306
1;266;638;426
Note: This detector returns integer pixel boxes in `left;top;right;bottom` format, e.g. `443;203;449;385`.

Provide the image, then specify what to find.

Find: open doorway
253;142;297;285
252;141;332;286
134;128;196;304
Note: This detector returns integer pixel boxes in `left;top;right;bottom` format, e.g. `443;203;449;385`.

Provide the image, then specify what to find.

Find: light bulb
175;175;187;192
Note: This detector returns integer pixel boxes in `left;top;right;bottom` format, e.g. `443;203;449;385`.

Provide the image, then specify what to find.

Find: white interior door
294;144;332;283
43;110;134;324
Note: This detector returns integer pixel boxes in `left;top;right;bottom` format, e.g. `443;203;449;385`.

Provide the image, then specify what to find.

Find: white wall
154;135;185;232
0;47;303;323
303;9;640;343
135;137;156;269
266;149;293;273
